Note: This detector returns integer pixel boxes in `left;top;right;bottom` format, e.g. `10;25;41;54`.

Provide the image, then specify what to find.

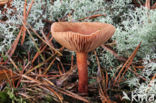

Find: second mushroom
51;22;116;94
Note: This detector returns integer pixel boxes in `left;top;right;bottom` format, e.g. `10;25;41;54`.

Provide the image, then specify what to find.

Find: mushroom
51;22;116;94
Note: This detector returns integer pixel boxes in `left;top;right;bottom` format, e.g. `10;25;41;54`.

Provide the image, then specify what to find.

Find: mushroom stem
76;52;88;93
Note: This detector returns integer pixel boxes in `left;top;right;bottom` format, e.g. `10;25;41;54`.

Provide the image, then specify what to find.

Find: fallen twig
78;14;106;21
113;42;142;86
101;44;127;62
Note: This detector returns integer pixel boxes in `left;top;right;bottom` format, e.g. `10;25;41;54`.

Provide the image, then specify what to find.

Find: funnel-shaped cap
51;22;116;52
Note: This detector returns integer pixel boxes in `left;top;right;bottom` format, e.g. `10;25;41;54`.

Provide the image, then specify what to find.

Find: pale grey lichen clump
48;0;132;22
125;54;156;86
0;0;156;102
114;7;156;57
123;54;156;102
0;0;155;66
0;0;155;68
11;0;47;30
0;0;46;52
2;0;155;58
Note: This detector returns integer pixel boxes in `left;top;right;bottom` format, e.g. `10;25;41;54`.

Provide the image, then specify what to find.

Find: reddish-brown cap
51;22;116;52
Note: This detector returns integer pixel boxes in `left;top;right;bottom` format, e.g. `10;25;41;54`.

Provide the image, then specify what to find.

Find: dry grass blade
111;64;122;82
52;86;89;103
31;33;53;63
0;66;18;88
99;80;113;103
146;74;156;88
25;55;53;74
21;0;27;45
128;67;146;81
31;32;55;63
150;74;156;84
18;92;33;100
22;74;63;103
105;70;109;89
16;62;30;88
43;78;55;86
27;28;45;61
28;24;62;56
26;0;34;16
7;28;22;57
94;51;114;103
78;14;106;21
56;64;77;87
94;51;102;83
18;16;45;61
95;51;109;88
151;74;156;81
133;65;144;69
96;57;106;103
132;0;144;7
151;3;156;9
70;55;74;70
101;44;127;62
41;30;59;55
32;45;47;63
45;86;64;103
5;54;21;87
59;60;65;73
2;69;13;87
43;57;56;74
21;0;34;45
6;53;19;72
56;57;65;74
113;42;142;86
0;68;12;84
57;63;63;75
120;42;142;81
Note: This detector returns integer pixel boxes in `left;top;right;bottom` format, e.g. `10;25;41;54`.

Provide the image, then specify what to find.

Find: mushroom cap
51;22;116;53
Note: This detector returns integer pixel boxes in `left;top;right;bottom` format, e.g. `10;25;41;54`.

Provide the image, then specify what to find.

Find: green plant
0;91;11;103
2;88;27;103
